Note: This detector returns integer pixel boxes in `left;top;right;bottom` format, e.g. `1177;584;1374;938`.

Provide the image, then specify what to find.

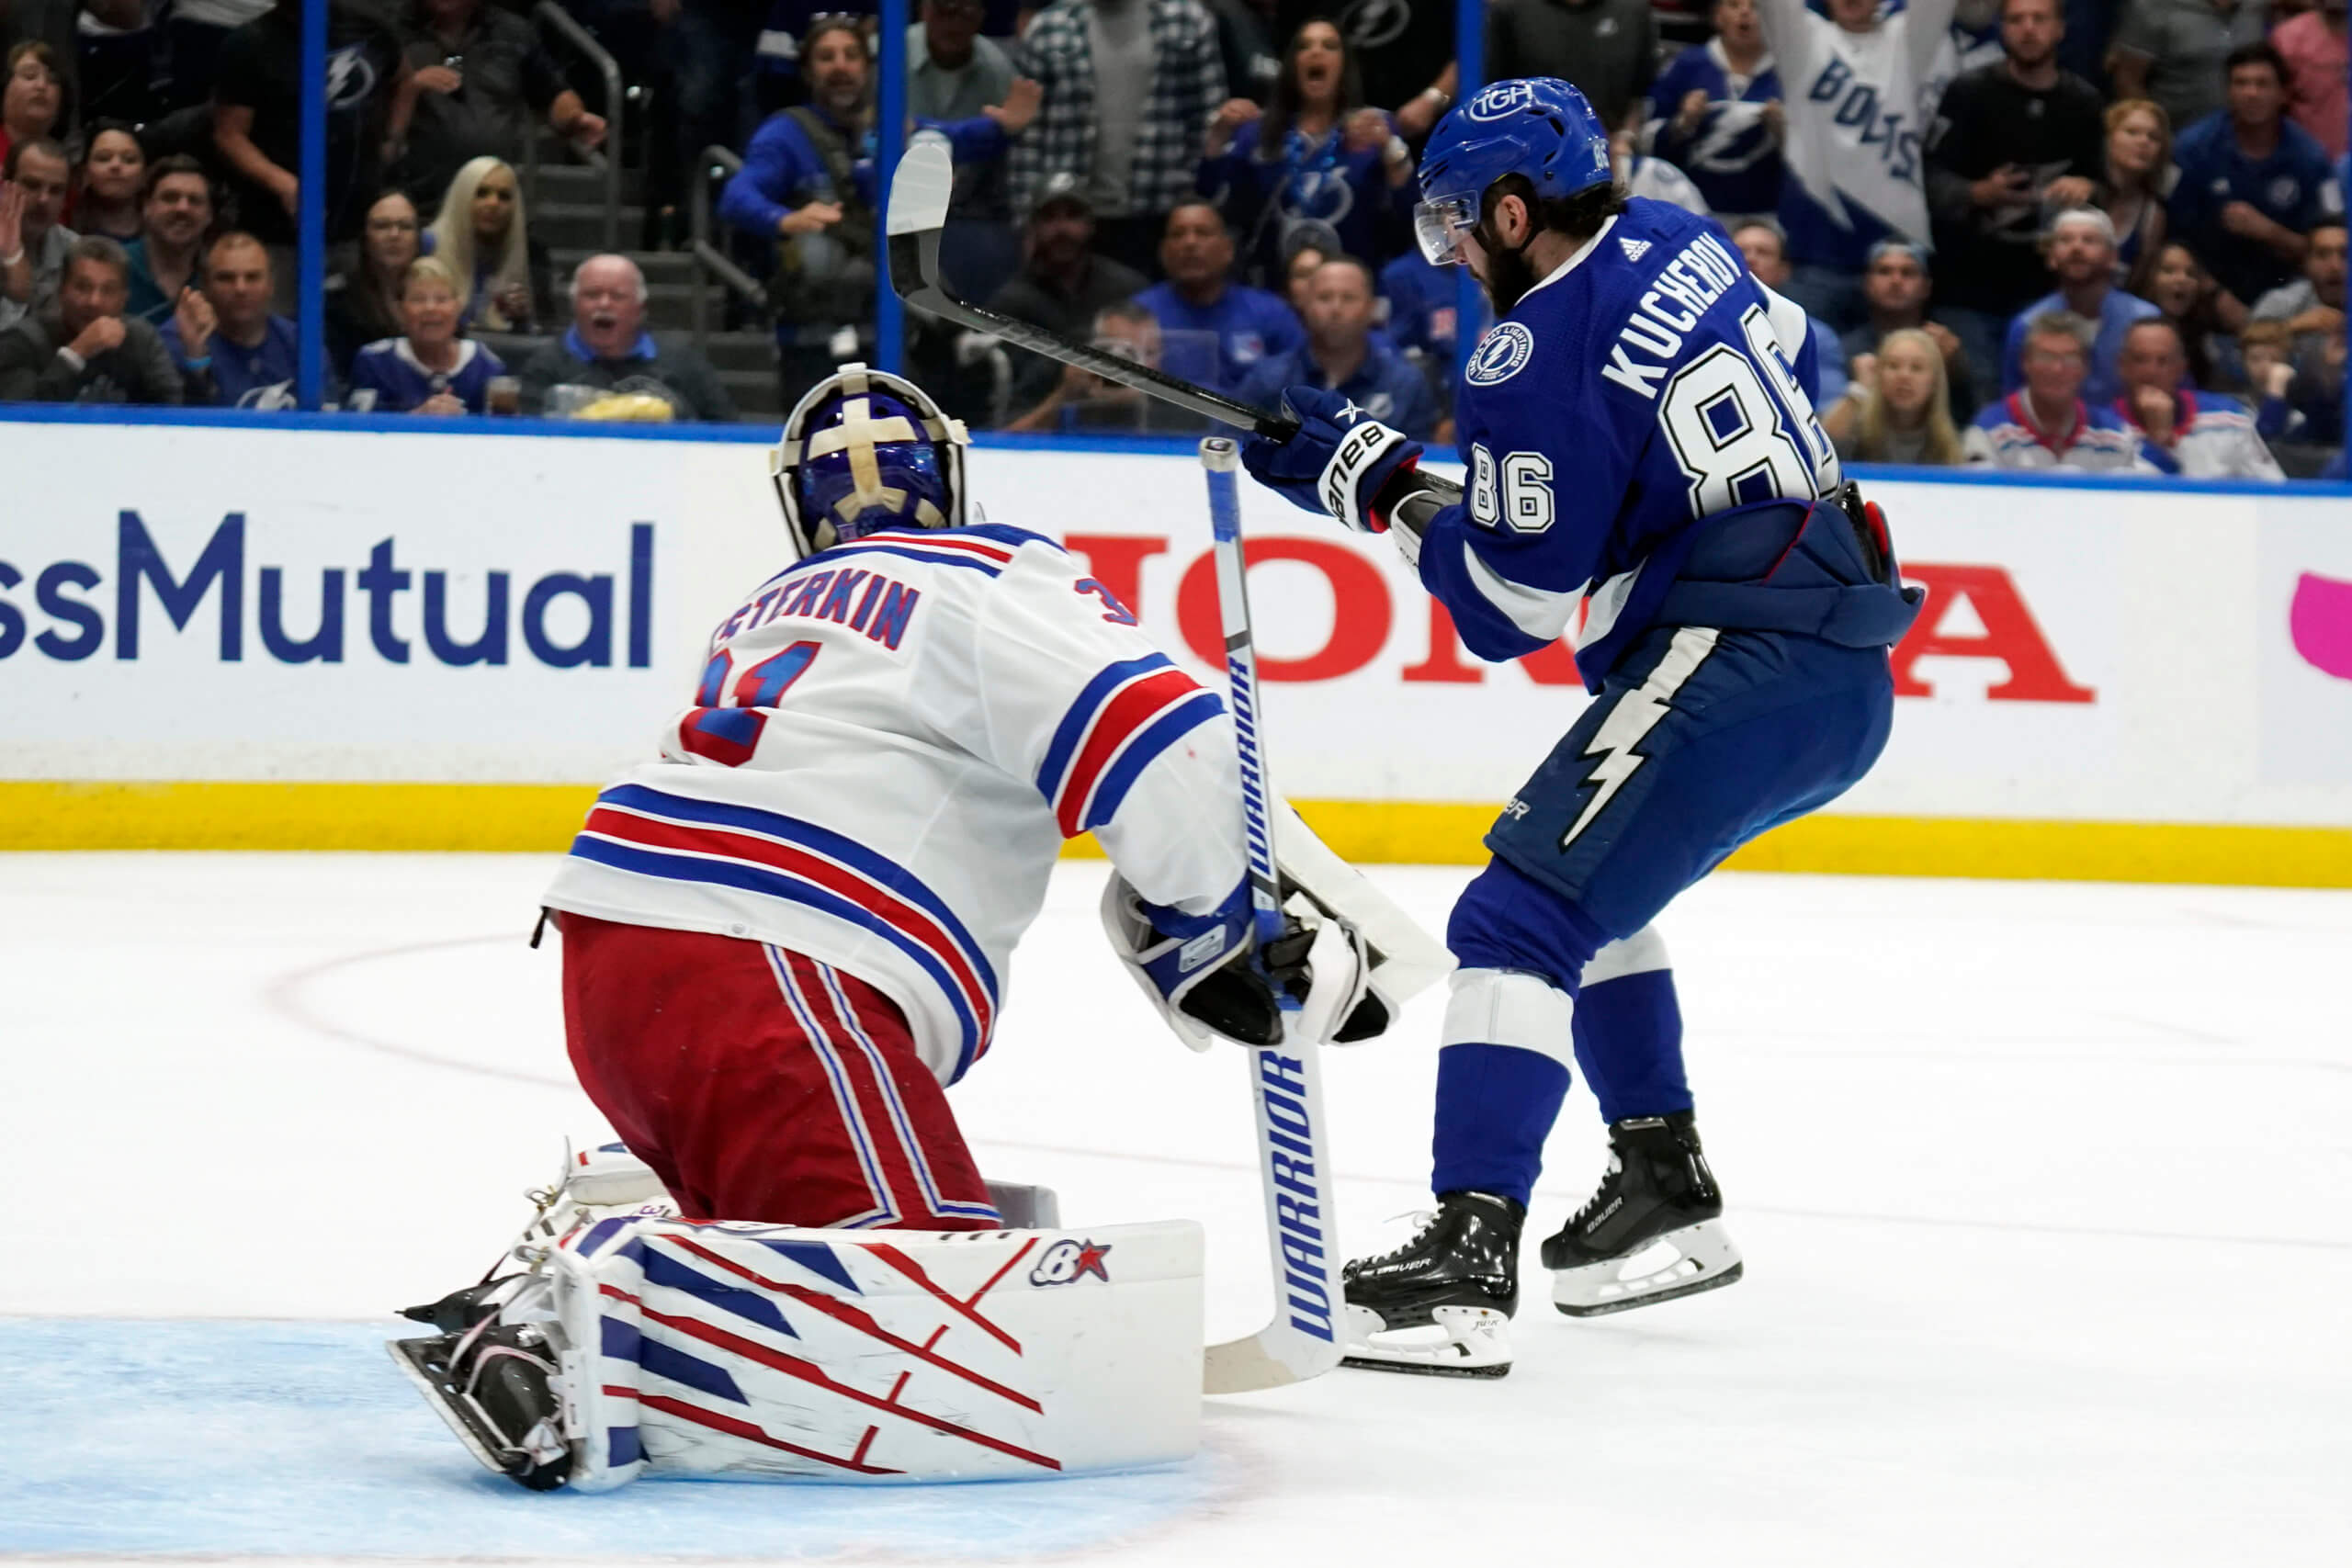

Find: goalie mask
770;363;972;558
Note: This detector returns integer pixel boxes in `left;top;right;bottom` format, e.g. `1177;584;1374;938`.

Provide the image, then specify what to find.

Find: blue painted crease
0;1318;1218;1558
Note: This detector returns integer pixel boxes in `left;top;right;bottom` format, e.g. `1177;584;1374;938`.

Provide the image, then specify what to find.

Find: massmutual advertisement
2;418;2347;882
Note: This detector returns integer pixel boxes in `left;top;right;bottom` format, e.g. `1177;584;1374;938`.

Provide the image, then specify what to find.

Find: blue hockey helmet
1414;77;1614;265
771;363;972;558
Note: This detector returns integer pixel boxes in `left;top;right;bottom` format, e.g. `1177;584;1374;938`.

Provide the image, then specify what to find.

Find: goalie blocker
391;1150;1203;1490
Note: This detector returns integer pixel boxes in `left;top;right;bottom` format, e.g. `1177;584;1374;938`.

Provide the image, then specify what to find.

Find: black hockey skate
389;1309;574;1492
1340;1190;1522;1378
1541;1112;1745;1317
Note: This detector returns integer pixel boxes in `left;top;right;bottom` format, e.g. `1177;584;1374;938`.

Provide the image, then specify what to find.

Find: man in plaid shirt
1010;0;1227;276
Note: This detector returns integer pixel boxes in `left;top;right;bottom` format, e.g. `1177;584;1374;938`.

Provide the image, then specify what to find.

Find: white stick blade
1202;1332;1307;1394
887;135;954;236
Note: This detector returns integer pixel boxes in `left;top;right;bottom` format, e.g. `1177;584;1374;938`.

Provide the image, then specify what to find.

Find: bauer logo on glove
1239;386;1422;536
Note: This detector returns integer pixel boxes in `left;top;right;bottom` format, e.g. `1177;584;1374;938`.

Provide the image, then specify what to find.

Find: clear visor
1413;193;1481;266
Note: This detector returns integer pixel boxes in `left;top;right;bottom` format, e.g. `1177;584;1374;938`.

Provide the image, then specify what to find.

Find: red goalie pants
560;914;999;1231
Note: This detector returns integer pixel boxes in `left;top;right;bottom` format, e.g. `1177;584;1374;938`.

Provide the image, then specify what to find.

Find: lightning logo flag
1558;627;1722;850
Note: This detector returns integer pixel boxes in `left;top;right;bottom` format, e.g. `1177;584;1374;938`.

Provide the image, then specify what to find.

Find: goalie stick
1195;437;1347;1396
886;138;1300;442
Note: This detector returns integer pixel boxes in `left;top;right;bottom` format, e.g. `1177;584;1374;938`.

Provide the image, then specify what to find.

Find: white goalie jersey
542;523;1247;1085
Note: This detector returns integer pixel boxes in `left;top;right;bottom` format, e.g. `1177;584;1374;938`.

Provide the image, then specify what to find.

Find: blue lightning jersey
1418;197;1917;692
1645;40;1785;219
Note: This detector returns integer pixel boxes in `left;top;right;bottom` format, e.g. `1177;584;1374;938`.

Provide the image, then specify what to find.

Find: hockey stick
1196;438;1347;1396
886;139;1300;442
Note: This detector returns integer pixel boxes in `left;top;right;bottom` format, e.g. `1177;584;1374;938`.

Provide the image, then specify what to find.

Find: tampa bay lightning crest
1465;321;1535;386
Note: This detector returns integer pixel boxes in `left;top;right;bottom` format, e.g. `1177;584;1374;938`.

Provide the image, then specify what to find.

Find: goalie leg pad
537;1215;1205;1486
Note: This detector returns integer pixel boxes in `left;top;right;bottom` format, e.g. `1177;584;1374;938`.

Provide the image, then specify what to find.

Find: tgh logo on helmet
1466;81;1542;121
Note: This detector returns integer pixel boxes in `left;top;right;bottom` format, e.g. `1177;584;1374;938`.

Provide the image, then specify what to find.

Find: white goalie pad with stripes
543;1214;1204;1489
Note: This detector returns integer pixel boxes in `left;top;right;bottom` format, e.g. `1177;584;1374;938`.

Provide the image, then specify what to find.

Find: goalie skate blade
388;1337;514;1478
1551;1219;1746;1318
1340;1304;1511;1379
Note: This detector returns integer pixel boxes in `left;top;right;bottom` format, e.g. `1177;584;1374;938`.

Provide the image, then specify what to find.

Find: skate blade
1341;1304;1511;1378
388;1336;522;1479
1552;1219;1745;1318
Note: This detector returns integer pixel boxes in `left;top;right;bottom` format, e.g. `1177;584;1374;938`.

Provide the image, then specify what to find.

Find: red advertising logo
1888;564;2095;704
1066;538;2095;705
2290;572;2352;681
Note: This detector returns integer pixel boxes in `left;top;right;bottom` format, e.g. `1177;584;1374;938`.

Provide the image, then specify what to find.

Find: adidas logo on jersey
1619;237;1652;262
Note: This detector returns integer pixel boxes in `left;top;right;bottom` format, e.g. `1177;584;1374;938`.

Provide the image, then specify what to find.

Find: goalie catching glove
1105;800;1453;1050
1102;875;1385;1049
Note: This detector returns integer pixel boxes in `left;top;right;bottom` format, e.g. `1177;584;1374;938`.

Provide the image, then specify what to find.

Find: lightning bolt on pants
1429;625;1896;1203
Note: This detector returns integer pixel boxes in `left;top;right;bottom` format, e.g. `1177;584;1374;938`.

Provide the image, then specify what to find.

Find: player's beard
1478;228;1544;317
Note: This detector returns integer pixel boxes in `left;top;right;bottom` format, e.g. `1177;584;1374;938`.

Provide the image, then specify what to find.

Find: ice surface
3;852;2346;1566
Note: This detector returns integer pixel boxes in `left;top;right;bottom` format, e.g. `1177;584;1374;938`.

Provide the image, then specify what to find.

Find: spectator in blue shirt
1378;246;1490;428
1645;0;1785;222
2000;208;2160;407
1134;198;1302;394
718;15;1030;402
2168;41;2346;310
161;232;303;409
1196;17;1414;288
718;18;1025;258
1237;255;1437;440
752;0;1023;107
1378;248;1462;365
349;256;507;414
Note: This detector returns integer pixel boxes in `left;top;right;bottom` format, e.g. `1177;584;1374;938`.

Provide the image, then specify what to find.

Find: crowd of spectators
0;0;2343;475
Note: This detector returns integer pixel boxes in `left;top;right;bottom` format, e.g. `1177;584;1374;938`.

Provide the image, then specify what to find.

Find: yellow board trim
0;781;604;853
4;782;2348;888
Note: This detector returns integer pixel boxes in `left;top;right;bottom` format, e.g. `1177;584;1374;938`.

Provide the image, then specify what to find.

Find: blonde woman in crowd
327;189;423;376
1825;327;1965;467
348;255;508;414
424;156;548;333
2100;99;2173;298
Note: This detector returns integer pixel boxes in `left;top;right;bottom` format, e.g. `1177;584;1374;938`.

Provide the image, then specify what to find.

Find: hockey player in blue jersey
1241;77;1924;1376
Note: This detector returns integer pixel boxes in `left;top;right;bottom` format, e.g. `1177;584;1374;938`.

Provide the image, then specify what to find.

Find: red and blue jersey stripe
567;784;1001;1078
1035;653;1226;839
819;529;1015;579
